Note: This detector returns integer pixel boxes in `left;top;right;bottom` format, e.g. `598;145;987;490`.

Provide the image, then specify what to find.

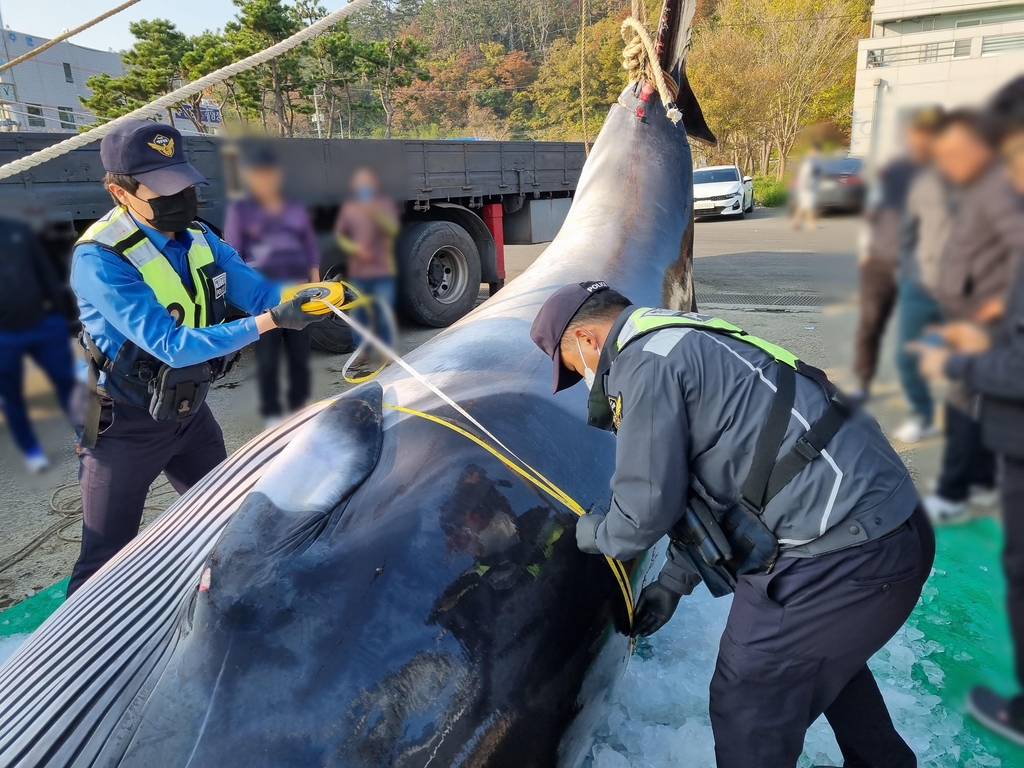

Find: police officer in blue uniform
531;281;935;768
67;121;322;596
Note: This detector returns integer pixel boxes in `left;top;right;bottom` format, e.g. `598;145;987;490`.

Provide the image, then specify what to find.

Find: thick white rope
621;16;682;124
0;0;372;181
0;0;143;74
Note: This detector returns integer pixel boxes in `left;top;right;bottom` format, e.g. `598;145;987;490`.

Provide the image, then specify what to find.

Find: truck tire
310;316;354;355
398;220;482;327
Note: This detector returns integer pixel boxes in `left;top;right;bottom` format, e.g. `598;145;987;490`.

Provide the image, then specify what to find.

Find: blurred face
1001;129;1024;195
351;169;379;201
243;166;283;202
906;127;934;164
933;123;993;185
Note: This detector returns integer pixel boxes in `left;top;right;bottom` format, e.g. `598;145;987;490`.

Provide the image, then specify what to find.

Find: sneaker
24;449;50;474
893;417;940;444
968;686;1024;747
924;493;968;523
264;415;284;431
970;486;999;508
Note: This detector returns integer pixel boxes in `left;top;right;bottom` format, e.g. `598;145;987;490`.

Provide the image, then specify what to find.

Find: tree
80;19;209;131
356;35;430;138
295;1;360;137
227;0;307;136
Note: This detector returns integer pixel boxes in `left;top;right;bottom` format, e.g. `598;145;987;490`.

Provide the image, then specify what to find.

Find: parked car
693;165;754;219
787;155;865;214
817;156;865;213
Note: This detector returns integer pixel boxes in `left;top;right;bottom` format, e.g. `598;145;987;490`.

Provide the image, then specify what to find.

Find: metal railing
866;39;971;67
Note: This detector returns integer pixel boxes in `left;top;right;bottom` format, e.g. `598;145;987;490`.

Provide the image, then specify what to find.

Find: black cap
100;120;207;196
530;281;610;393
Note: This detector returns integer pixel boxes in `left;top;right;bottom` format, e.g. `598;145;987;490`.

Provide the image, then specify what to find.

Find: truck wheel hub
427;246;468;304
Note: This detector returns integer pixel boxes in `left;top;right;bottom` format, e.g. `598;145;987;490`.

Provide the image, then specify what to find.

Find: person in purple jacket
224;147;320;429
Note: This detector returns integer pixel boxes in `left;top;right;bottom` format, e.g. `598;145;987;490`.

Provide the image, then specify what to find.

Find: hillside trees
80;0;867;170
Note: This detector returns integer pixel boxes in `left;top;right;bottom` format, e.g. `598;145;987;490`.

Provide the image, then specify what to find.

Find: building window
57;107;75;130
63;63;73;83
982;33;1024;57
953;39;972;59
25;104;45;128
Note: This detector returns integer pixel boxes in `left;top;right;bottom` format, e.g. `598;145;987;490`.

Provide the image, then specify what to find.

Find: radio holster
147;362;212;422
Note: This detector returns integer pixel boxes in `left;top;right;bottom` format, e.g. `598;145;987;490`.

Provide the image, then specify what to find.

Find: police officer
530;281;934;768
67;121;323;597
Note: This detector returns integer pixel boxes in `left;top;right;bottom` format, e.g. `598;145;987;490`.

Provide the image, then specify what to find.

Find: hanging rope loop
620;15;682;124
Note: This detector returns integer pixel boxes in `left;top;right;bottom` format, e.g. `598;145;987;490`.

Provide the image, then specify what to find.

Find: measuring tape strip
383;403;635;625
312;291;635;625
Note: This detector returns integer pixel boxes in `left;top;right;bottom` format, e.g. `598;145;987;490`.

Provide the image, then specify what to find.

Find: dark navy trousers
67;387;226;596
709;506;934;768
0;313;75;455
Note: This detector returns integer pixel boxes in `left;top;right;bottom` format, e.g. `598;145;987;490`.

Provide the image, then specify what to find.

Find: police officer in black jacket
532;281;934;768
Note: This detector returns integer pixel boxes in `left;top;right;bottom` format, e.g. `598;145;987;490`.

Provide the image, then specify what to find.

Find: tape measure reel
280;282;348;315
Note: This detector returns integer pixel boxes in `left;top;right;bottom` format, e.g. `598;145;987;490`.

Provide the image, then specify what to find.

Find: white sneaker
24;451;50;474
893;417;940;444
970;486;999;508
264;415;284;431
924;494;969;523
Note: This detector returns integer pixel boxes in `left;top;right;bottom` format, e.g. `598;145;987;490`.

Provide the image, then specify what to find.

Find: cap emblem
586;281;609;293
148;135;175;157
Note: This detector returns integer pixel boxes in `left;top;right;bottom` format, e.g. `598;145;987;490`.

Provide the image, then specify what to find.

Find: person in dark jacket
851;120;925;404
922;109;1020;522
914;80;1024;744
0;217;76;473
532;281;933;768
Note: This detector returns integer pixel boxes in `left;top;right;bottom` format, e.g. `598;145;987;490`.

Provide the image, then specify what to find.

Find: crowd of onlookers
853;75;1024;736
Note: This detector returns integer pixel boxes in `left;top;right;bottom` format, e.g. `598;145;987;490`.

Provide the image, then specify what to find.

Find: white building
851;0;1024;162
0;27;124;133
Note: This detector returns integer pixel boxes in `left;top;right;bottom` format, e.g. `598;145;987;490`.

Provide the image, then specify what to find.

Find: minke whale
0;1;715;765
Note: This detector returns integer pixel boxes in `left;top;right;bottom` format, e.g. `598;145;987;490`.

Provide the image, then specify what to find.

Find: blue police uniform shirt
71;212;283;374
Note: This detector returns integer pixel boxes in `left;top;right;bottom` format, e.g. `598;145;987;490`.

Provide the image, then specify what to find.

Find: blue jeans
348;276;397;349
896;279;943;425
0;313;75;455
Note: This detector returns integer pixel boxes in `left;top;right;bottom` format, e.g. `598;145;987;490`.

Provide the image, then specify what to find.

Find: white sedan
693;165;754;219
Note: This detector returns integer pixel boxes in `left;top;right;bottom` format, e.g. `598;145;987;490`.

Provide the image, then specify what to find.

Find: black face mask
143;187;198;232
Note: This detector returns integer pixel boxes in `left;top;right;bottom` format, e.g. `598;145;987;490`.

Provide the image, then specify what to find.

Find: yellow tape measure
280;282;350;316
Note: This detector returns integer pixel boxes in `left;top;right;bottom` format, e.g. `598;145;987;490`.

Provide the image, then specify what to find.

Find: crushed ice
587;582;1000;768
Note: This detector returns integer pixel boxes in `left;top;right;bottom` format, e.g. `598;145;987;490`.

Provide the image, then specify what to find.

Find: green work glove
269;296;320;331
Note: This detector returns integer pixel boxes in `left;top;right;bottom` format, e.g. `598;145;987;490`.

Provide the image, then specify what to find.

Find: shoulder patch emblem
610;393;623;430
148;134;175;157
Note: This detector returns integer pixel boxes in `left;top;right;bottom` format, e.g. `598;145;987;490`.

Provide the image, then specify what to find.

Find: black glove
269;296;320;331
632;580;683;638
575;514;604;555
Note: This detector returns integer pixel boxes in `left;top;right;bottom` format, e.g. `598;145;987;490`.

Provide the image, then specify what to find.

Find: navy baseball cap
100;120;207;196
530;281;610;393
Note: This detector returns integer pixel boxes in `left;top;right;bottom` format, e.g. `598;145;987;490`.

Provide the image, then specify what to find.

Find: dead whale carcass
0;1;715;765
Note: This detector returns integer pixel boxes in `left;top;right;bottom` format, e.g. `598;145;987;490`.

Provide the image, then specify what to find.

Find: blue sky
0;0;241;53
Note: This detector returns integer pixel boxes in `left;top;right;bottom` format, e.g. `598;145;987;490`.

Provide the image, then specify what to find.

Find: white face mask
575;335;600;390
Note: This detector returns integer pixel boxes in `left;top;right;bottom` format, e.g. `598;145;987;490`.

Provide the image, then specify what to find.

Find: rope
579;0;590;154
0;480;175;576
620;15;682;124
0;0;373;182
0;0;143;74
